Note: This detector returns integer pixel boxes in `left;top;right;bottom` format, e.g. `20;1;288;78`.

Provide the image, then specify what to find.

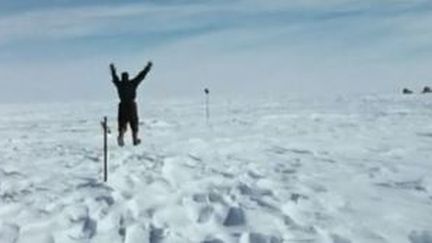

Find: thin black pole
103;116;108;182
205;88;210;123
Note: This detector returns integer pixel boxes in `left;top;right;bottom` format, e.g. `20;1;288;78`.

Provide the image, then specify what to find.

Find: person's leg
117;102;127;146
130;102;141;145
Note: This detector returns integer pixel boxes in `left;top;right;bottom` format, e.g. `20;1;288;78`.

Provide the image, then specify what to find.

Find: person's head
121;72;129;82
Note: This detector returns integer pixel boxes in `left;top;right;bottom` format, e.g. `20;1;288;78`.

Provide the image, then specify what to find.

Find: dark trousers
118;101;139;134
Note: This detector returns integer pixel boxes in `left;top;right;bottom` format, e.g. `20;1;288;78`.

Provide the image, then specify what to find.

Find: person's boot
132;132;141;146
117;133;125;147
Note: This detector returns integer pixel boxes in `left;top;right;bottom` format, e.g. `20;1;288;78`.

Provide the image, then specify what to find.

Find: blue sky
0;0;432;102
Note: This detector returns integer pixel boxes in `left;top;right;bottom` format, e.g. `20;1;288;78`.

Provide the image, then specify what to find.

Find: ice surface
0;95;431;243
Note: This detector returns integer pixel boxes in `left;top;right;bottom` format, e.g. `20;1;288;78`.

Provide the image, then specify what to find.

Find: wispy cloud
0;0;431;102
1;0;430;50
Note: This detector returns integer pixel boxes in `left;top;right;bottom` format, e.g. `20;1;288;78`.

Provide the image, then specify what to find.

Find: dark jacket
112;66;151;103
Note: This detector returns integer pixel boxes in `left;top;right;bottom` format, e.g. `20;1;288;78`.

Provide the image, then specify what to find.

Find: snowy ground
0;95;431;243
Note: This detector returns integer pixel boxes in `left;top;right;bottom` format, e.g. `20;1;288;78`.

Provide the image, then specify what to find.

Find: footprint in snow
202;238;224;243
149;225;165;243
223;207;246;227
239;232;283;243
197;206;214;223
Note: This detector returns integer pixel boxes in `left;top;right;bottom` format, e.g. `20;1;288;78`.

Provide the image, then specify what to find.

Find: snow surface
0;95;431;243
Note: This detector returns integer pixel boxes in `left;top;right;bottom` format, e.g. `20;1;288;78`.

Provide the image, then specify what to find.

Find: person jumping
110;62;153;146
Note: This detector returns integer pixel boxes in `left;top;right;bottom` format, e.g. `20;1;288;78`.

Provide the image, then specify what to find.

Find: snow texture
0;95;431;243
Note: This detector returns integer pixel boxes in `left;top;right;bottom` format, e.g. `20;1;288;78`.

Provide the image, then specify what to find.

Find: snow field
0;95;431;243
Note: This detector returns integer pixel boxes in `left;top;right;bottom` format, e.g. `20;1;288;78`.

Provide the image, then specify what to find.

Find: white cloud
0;0;395;44
0;0;431;102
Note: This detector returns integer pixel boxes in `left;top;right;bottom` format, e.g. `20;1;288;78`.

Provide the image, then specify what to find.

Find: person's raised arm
110;63;120;85
132;61;152;86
